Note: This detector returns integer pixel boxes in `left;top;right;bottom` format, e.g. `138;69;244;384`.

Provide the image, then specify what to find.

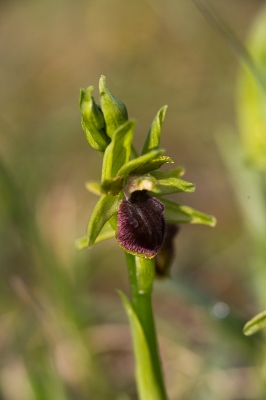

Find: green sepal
141;106;168;155
101;175;124;195
85;181;101;196
149;171;195;195
109;214;118;230
161;197;216;226
79;87;110;152
75;236;89;250
87;194;121;247
129;155;174;176
101;120;135;182
76;221;115;249
117;149;165;177
118;291;166;400
243;310;266;336
167;165;185;177
99;75;128;138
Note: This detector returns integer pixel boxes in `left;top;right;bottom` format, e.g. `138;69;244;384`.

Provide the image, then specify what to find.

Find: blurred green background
1;0;266;399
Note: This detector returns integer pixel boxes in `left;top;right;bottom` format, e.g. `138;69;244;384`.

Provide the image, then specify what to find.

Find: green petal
85;181;101;196
130;156;174;175
243;310;266;336
87;194;121;247
117;149;165;177
118;291;167;400
99;75;128;138
101;120;135;182
161;197;216;226
167;165;185;177
76;221;115;249
79;87;110;152
141;106;168;155
149;171;195;195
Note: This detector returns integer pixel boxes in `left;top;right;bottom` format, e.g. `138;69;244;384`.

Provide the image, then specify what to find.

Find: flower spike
76;76;216;256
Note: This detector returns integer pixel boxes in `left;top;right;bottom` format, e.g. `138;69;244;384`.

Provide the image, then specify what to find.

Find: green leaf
118;291;167;400
99;75;128;138
87;194;121;246
243;310;266;336
79;87;110;152
142;106;168;155
117;149;165;177
161;197;216;226
101;120;135;182
149;171;195;195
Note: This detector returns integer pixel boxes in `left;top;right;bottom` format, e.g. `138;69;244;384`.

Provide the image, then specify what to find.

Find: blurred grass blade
118;291;167;400
237;5;266;169
117;149;165;177
142;106;167;154
87;194;121;246
243;310;266;336
161;197;216;226
99;75;128;138
216;133;266;239
101;120;135;182
191;0;266;91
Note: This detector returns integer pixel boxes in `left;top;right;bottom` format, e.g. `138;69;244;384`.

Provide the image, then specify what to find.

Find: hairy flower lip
116;190;165;258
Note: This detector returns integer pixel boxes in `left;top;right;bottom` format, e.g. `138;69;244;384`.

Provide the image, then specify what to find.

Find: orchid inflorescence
76;76;216;265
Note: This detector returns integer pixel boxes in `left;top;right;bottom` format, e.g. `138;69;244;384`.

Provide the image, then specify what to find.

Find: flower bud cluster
77;76;216;265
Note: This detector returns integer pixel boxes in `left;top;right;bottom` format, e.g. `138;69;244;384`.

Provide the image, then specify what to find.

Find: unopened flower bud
80;86;110;152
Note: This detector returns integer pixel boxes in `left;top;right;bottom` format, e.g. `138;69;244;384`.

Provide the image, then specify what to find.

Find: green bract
77;76;216;257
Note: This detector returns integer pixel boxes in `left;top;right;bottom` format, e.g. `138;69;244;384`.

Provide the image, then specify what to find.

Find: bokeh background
1;0;266;399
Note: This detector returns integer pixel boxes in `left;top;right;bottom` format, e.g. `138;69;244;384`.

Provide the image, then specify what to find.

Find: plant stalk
125;252;168;400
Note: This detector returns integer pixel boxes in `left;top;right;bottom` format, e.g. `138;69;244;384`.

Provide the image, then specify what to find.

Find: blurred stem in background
210;3;266;397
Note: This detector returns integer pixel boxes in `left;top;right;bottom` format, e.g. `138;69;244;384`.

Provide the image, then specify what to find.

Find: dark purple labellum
117;190;165;258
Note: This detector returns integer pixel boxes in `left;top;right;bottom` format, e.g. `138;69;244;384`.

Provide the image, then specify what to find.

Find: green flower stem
125;252;168;400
